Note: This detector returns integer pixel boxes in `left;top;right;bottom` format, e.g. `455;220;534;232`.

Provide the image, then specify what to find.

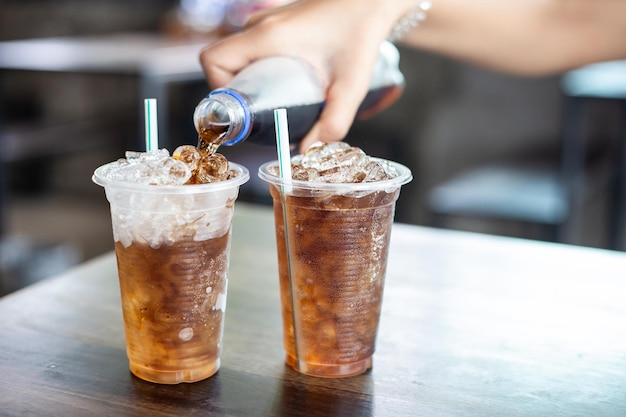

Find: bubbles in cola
290;142;399;183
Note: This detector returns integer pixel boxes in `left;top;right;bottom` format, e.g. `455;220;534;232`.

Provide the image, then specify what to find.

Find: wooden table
1;203;625;416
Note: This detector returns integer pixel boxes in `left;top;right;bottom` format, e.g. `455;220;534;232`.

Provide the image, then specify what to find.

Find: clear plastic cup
259;158;412;378
93;161;249;384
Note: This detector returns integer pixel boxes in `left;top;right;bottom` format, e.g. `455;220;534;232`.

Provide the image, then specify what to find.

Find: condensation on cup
259;142;412;378
93;147;249;384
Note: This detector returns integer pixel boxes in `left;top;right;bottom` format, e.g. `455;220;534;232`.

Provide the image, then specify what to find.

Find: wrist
368;0;419;30
388;1;433;42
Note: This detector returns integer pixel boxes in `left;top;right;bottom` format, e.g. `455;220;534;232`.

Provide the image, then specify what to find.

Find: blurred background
1;0;625;296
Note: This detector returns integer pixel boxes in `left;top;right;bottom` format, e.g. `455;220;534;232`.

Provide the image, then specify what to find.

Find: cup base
285;354;372;378
129;359;220;384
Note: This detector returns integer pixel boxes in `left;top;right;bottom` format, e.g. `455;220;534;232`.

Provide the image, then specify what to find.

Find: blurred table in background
0;31;213;146
0;32;214;292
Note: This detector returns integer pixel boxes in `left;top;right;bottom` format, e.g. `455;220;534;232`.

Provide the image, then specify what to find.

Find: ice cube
320;141;350;156
362;160;388;182
126;148;170;163
292;142;398;183
292;165;320;181
173;145;201;172
103;149;191;185
196;153;229;183
161;158;192;185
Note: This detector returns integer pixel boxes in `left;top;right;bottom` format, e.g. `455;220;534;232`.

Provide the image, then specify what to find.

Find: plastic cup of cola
258;154;412;378
93;154;249;384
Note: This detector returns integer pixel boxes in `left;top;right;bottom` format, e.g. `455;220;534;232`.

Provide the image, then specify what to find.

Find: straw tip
274;108;292;183
144;98;159;152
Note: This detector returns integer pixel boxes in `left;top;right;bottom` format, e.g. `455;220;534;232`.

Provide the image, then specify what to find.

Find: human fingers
297;83;367;153
199;33;261;89
299;46;380;153
199;4;308;89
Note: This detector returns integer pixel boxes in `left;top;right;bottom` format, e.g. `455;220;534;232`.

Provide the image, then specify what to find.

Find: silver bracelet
388;1;432;42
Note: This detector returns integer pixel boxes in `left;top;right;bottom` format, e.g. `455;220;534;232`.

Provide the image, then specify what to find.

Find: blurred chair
426;81;590;243
427;163;573;242
427;60;626;245
561;60;626;249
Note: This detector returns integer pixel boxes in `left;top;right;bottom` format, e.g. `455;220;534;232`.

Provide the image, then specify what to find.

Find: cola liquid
239;102;322;146
258;146;413;378
231;86;403;147
93;152;250;384
115;234;230;383
269;185;400;378
197;122;229;154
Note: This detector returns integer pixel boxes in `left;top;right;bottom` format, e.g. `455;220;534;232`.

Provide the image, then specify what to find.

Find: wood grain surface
1;203;625;416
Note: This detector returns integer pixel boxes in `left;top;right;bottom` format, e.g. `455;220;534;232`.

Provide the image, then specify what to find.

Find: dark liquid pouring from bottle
197;123;229;155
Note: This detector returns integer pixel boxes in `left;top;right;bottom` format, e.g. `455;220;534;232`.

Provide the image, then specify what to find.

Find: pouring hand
199;0;414;153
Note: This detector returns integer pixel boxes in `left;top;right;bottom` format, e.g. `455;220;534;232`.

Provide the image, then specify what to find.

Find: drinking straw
144;98;159;151
273;108;299;361
274;108;292;188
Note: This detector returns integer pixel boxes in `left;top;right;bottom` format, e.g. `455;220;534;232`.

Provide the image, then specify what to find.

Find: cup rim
258;158;412;192
92;161;250;194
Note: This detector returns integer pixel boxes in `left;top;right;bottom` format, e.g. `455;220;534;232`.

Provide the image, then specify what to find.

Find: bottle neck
193;89;251;146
